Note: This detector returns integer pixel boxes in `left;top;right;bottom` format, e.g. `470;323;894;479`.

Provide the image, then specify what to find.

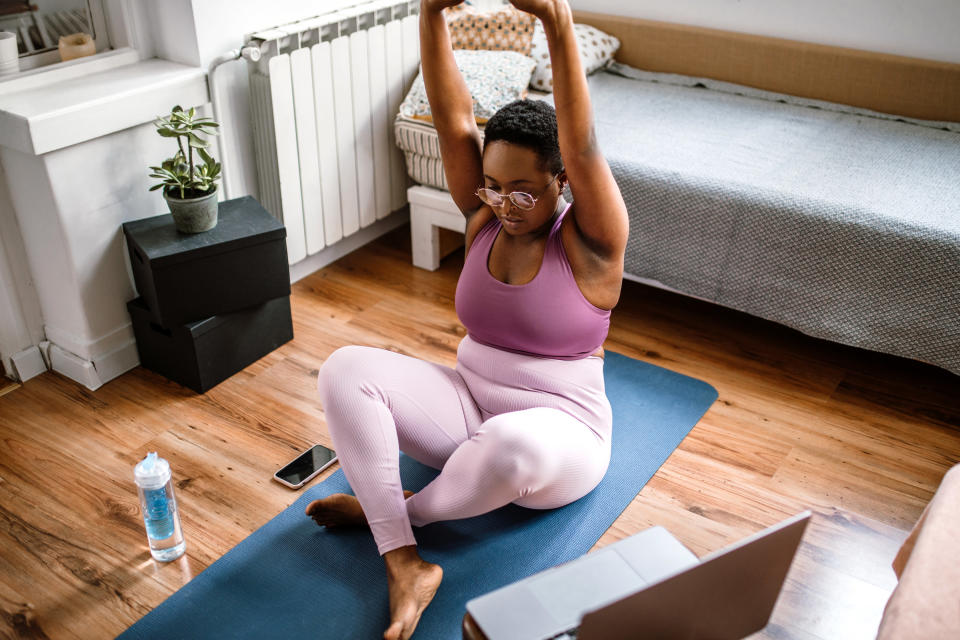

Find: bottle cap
134;452;172;489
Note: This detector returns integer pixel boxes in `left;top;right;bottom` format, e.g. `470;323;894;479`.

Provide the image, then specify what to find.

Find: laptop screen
576;511;811;640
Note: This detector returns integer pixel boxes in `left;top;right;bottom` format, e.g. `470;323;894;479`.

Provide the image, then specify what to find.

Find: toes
383;621;403;640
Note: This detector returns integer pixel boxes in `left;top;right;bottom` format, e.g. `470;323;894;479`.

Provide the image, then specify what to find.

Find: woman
307;1;628;638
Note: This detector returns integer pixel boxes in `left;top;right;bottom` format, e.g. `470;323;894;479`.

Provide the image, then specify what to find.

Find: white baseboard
49;343;103;390
44;321;135;365
10;345;47;382
288;209;410;283
45;339;139;391
92;339;140;385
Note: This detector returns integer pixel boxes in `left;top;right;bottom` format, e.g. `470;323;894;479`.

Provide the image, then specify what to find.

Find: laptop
466;511;811;640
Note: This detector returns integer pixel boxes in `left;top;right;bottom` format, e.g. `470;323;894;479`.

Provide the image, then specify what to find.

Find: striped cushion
394;114;485;190
394;91;552;189
403;152;448;191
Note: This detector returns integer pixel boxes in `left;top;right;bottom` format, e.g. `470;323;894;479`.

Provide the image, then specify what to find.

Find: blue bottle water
134;452;186;562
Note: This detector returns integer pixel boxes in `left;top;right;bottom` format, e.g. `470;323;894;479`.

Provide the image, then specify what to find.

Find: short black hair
483;99;563;175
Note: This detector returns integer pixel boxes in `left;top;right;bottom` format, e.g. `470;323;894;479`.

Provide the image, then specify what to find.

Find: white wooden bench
409;185;465;271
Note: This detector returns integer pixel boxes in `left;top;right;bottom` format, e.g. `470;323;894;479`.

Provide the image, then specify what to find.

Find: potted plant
149;106;222;233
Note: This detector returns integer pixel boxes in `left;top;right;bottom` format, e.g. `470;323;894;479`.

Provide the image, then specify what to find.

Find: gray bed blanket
589;64;960;375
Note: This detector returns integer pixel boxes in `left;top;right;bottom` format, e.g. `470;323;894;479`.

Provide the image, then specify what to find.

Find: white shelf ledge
0;58;208;155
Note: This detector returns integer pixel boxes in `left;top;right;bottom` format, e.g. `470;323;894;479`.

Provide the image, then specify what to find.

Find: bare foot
305;491;414;528
382;546;443;640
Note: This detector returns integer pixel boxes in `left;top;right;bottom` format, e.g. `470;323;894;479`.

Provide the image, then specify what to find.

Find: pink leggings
316;335;612;555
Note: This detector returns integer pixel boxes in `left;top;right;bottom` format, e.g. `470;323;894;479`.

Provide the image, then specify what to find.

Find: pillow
529;22;621;91
399;50;536;125
445;4;537;56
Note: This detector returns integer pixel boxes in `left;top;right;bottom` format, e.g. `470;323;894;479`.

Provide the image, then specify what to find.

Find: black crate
127;295;293;393
123;196;290;326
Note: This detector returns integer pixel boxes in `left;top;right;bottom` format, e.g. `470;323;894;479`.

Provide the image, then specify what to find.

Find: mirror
0;0;94;57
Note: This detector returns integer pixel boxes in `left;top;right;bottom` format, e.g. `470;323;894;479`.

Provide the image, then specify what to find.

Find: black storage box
127;296;293;393
123;196;290;326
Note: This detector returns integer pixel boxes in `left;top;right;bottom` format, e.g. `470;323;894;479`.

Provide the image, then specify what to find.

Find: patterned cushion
446;4;537;55
529;22;621;91
398;49;536;125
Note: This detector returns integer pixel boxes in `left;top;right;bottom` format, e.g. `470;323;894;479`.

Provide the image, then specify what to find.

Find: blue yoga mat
120;352;716;639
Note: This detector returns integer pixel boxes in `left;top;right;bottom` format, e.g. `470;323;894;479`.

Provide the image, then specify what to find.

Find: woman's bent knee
480;409;609;508
317;345;373;400
478;417;560;489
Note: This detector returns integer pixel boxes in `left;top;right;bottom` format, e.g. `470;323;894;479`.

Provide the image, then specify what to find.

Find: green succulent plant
149;105;222;199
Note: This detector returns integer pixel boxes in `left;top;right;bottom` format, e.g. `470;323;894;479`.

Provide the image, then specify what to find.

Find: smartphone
272;443;338;489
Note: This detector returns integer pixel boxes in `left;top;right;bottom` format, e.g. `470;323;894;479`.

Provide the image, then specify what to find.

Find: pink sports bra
455;206;611;360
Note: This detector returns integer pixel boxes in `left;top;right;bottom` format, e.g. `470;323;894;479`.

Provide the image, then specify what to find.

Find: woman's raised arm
511;0;628;259
419;1;485;216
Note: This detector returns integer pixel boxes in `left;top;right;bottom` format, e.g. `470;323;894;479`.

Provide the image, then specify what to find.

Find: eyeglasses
475;175;559;211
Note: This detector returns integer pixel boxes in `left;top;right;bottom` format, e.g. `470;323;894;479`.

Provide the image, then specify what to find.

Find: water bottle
134;452;186;562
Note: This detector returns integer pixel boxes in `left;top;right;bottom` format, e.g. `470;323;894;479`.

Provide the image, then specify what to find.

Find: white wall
192;0;366;67
2;111;213;346
569;0;960;64
0;161;44;379
42;122;169;350
142;0;201;66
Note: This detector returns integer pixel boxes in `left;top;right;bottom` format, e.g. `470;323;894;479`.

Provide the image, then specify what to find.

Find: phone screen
275;444;337;485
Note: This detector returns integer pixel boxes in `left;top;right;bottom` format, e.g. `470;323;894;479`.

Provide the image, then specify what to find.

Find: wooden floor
1;225;958;639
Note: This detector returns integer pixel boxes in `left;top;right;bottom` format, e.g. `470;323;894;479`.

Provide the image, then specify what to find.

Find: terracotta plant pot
164;187;219;233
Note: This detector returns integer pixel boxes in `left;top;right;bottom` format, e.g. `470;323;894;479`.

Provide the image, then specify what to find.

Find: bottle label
142;486;174;540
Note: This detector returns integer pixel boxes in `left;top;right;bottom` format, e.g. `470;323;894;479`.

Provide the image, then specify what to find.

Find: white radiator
247;0;421;264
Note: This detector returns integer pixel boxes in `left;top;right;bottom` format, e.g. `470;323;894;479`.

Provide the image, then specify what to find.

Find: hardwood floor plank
346;297;465;361
675;417;795;479
0;571;73;640
797;508;906;591
0;380;19;398
228;355;329;444
0;486;164;638
0;374;170;464
751;513;901;640
637;450;808;546
608;285;850;396
770;447;933;530
1;225;957;638
0;433;145;547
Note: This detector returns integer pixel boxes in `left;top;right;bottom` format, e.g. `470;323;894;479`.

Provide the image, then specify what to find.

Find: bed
398;12;960;376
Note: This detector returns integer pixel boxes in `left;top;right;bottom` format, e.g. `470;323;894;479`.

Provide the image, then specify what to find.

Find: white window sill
0;56;208;156
0;47;140;94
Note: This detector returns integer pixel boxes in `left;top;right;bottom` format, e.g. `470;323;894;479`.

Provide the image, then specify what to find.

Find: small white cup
0;31;18;77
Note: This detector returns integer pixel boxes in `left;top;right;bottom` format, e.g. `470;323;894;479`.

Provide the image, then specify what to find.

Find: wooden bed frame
573;10;960;123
